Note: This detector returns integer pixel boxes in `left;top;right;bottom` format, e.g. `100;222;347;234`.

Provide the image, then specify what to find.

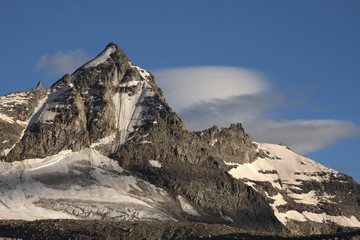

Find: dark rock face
112;112;282;232
1;43;360;236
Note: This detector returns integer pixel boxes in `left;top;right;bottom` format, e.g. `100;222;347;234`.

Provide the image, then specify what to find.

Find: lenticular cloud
154;66;268;111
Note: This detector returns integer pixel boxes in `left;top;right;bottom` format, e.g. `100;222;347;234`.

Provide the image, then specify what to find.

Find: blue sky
0;1;359;182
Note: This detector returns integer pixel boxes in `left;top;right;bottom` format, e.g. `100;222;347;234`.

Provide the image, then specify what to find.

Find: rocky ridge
0;43;359;236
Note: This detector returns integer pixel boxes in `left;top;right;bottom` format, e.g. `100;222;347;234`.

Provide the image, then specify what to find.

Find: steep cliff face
0;43;359;236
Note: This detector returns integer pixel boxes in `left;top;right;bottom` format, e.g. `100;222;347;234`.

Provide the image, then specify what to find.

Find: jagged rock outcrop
0;87;48;158
36;81;43;90
0;43;359;236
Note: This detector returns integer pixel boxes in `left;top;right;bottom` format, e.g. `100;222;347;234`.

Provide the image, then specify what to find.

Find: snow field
177;195;200;216
225;143;360;227
0;148;175;221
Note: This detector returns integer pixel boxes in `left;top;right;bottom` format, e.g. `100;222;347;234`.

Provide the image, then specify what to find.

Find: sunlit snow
225;143;360;228
0;148;176;221
84;45;116;68
177;195;200;216
148;160;162;168
113;81;156;144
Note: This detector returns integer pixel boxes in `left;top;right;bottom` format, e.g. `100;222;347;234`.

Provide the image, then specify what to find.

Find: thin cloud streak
36;49;90;77
154;66;360;154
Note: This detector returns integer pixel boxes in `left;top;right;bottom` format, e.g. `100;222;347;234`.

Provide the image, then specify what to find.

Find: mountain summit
0;43;359;236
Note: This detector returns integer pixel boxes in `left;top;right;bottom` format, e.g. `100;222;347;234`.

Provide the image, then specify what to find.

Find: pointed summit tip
103;42;128;57
36;81;43;90
104;42;124;54
106;42;119;49
81;42;129;69
104;42;128;56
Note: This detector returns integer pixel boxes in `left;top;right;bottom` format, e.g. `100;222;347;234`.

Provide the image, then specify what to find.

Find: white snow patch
226;143;337;189
244;181;256;188
177;195;200;216
268;193;288;225
0;113;14;124
0;92;30;107
288;190;335;205
120;80;140;88
267;192;360;227
220;212;234;223
1;148;11;157
113;81;155;144
84;46;116;68
210;138;218;146
302;212;360;228
90;133;117;148
270;193;287;207
275;210;360;228
129;63;151;79
149;160;162;168
16;120;27;126
285;210;308;222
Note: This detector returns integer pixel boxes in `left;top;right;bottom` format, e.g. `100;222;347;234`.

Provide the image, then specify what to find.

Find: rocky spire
36;81;43;90
62;73;72;86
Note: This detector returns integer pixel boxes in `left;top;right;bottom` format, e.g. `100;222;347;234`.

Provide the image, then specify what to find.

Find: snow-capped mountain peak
0;43;359;236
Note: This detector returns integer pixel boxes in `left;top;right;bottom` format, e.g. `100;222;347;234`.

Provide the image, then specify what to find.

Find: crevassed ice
0;148;175;221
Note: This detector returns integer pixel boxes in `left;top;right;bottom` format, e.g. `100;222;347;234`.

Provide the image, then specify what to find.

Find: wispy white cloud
36;49;90;77
154;66;360;154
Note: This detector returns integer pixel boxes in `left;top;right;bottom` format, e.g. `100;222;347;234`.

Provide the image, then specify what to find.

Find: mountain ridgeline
0;43;359;237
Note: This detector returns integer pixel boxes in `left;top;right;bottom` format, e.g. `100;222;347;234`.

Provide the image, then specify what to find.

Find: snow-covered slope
0;147;178;221
226;142;360;229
